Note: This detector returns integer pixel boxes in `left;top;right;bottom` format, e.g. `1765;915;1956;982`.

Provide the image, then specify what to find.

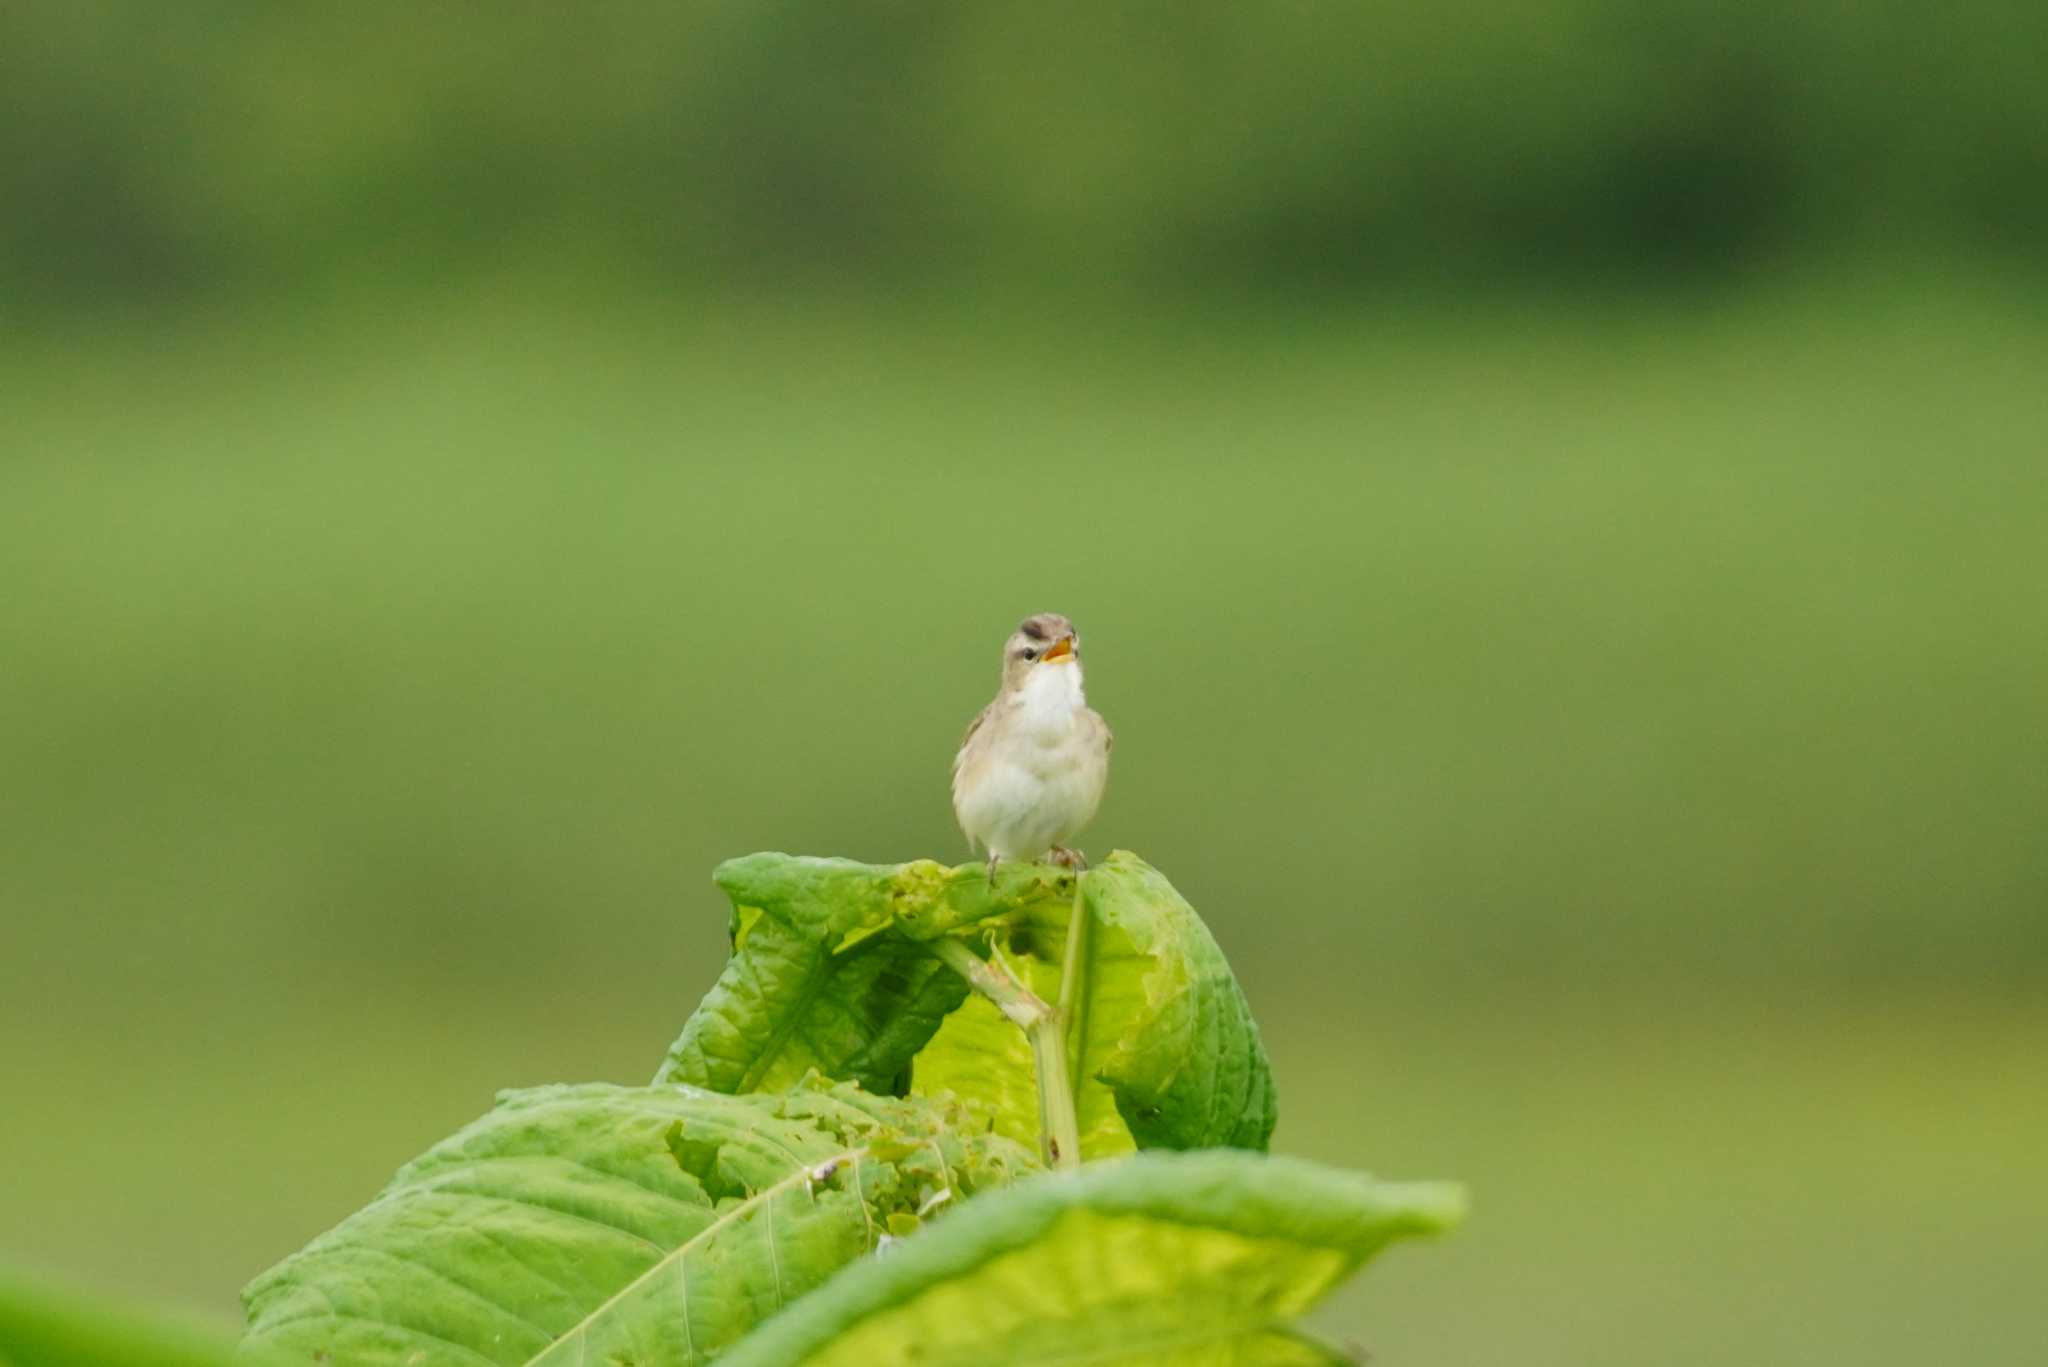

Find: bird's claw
1048;846;1089;872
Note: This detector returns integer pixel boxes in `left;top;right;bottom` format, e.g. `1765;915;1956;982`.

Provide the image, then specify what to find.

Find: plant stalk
1027;1012;1082;1173
1057;876;1091;1081
930;935;1082;1172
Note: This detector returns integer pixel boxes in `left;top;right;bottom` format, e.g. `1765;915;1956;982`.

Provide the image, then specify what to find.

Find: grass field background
4;264;2045;1364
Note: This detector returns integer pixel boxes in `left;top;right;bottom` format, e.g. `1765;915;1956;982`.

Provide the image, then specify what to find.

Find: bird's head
1001;612;1082;690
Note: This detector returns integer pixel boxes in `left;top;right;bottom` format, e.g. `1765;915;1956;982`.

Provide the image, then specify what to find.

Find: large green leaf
655;851;1275;1158
240;1078;1035;1365
721;1149;1466;1367
654;855;979;1098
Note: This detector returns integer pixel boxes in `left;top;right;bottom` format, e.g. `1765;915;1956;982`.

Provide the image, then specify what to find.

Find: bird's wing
953;702;996;780
952;702;999;854
1086;707;1113;755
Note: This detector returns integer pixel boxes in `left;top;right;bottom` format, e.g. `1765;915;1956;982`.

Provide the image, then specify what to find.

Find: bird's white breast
1011;660;1088;738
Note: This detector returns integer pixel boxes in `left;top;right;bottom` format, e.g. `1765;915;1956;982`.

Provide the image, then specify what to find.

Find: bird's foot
985;852;1002;892
1048;846;1089;873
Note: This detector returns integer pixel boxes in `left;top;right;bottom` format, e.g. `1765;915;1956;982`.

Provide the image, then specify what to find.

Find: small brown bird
951;613;1113;882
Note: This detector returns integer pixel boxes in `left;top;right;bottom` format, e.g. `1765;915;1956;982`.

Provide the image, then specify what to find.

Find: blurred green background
3;5;2045;1365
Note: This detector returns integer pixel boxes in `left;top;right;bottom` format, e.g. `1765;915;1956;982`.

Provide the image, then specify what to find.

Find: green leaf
655;851;1275;1158
720;1149;1466;1367
0;1269;264;1367
240;1078;1036;1366
656;855;976;1098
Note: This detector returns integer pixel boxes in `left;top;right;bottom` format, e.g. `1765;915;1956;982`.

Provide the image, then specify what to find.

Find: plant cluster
3;851;1463;1366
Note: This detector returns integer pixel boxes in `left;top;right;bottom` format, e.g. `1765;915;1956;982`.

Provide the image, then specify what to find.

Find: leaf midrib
737;946;833;1092
523;1145;865;1366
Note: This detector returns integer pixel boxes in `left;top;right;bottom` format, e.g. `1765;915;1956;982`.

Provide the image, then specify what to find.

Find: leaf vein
521;1147;862;1366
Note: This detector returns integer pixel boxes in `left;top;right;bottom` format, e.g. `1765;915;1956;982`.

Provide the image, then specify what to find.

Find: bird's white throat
1010;661;1087;729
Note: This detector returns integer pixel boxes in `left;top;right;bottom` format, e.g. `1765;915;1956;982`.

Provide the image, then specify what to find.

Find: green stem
929;937;1042;1029
930;936;1081;1172
1058;876;1092;1080
1028;1013;1082;1173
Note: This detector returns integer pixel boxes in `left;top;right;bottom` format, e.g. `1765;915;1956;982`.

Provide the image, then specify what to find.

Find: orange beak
1042;635;1075;662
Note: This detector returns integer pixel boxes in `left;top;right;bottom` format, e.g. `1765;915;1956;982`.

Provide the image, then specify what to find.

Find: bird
951;612;1113;886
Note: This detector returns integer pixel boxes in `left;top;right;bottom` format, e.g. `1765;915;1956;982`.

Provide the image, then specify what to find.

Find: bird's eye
1021;649;1039;661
